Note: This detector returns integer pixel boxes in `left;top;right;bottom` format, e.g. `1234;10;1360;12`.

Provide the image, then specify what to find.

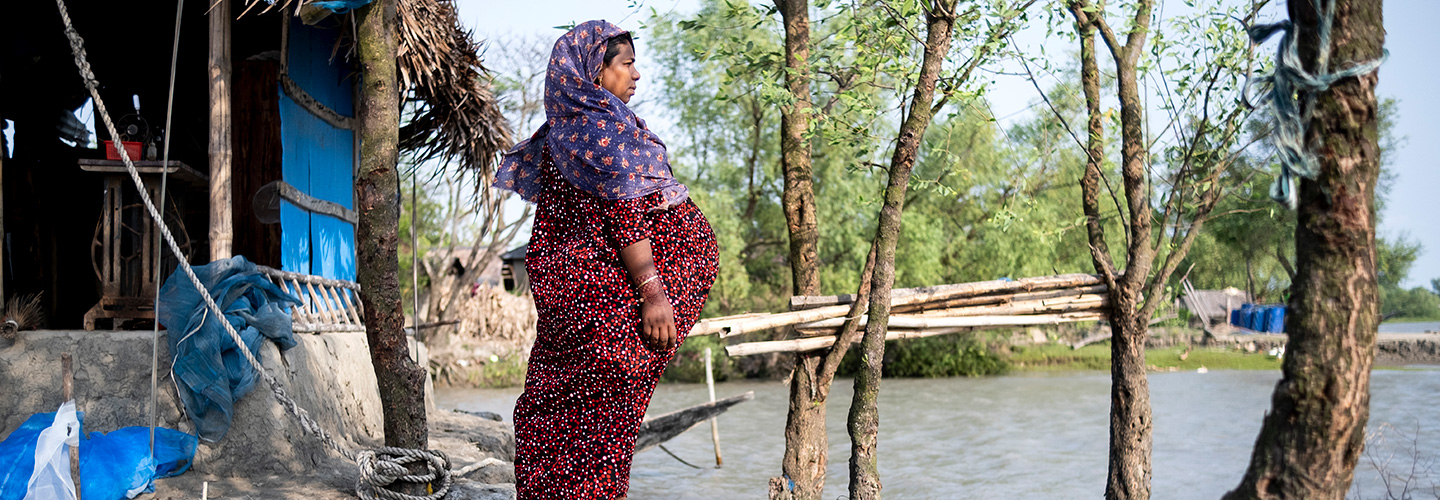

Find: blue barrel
1230;308;1242;327
1236;304;1253;328
1247;306;1265;330
1265;306;1286;333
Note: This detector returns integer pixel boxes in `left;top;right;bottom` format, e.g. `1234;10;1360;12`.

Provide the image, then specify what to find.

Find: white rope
51;2;450;498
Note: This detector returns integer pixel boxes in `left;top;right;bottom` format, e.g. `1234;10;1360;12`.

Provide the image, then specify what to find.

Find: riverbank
432;326;1440;388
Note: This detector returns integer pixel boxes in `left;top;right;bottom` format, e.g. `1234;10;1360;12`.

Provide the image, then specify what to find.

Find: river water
437;369;1440;499
1380;321;1440;333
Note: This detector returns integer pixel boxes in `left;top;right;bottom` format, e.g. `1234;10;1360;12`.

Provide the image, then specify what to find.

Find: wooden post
0;116;5;303
704;347;722;467
208;0;233;261
62;353;80;499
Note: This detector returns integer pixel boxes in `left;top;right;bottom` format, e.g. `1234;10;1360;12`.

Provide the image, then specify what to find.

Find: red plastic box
104;140;143;161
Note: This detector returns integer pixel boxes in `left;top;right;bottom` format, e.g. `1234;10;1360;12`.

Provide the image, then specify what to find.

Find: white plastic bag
24;400;80;500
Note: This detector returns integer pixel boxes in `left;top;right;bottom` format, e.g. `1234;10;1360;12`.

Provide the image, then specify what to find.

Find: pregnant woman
492;20;719;499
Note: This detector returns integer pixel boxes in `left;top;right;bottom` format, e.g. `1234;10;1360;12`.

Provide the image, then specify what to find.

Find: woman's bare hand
640;295;676;352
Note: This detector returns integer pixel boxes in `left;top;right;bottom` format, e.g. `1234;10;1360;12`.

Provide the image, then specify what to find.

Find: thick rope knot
356;447;453;500
1242;0;1386;209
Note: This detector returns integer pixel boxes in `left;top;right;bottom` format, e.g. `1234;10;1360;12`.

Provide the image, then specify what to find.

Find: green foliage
660;334;740;383
1375;236;1440;320
1381;286;1440;322
838;336;1011;378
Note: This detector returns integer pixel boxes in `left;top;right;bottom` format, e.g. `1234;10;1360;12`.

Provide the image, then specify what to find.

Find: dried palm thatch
0;293;44;340
241;0;514;176
394;0;513;174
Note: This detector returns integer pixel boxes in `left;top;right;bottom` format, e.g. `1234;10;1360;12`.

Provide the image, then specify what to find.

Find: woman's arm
621;239;676;351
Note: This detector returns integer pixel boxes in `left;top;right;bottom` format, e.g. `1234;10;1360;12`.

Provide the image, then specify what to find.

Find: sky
456;0;1438;289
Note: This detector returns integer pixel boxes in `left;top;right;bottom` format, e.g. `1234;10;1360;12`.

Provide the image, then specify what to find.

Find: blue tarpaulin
308;0;372;13
0;411;196;500
157;256;300;442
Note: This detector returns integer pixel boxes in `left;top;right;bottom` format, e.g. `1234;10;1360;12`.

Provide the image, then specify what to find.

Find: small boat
634;391;754;453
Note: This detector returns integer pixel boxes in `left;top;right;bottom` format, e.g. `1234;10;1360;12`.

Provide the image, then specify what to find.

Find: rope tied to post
1242;0;1386;209
50;0;454;498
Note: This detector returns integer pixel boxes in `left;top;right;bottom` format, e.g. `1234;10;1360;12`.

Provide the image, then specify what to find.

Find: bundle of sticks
688;274;1111;357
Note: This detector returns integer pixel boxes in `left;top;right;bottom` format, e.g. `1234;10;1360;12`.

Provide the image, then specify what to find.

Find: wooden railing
257;266;366;333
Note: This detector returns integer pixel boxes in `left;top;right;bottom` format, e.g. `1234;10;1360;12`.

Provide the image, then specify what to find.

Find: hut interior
0;1;361;329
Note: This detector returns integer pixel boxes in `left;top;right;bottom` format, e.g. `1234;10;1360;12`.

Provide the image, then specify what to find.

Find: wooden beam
263;180;359;224
209;0;234;261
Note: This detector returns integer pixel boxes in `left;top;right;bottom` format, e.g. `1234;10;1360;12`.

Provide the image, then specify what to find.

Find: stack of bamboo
690;274;1110;357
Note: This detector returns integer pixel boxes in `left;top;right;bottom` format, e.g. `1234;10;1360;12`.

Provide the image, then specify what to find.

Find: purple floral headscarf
493;20;689;209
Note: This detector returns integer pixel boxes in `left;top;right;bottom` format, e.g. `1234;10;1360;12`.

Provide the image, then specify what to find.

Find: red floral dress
513;147;718;499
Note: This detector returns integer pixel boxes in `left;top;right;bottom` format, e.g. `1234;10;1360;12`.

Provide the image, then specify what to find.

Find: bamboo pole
895;284;1109;313
208;0;233;260
729;312;1105;357
695;274;1106;338
790;274;1104;310
704;347;722;468
909;295;1108;319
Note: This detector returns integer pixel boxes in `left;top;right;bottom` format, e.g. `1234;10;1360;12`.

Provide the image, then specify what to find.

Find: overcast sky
457;0;1438;289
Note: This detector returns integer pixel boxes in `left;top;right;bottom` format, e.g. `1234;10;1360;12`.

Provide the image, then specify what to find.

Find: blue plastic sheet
0;411;196;500
157;256;300;442
308;0;373;13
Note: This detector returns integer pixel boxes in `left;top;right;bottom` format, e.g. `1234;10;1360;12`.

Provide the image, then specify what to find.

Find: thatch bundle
394;0;513;174
429;283;537;360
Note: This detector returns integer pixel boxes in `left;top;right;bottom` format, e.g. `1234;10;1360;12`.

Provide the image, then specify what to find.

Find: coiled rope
1243;0;1386;209
51;1;452;498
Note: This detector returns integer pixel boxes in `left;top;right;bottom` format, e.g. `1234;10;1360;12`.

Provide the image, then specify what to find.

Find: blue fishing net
157;256;300;442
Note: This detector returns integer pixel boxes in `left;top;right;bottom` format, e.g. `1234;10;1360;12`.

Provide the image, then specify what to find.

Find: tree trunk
847;2;958;498
1224;1;1384;498
356;0;429;493
775;1;826;498
775;245;877;500
1068;0;1157;497
776;0;819;296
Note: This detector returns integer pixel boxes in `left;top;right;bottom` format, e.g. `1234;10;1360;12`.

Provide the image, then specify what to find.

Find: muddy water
437;369;1440;499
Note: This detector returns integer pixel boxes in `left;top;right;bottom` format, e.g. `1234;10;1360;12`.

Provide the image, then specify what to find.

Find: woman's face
598;42;640;104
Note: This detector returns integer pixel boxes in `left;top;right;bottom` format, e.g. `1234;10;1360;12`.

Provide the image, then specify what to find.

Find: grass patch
1382;316;1440;324
1007;343;1282;371
454;355;528;388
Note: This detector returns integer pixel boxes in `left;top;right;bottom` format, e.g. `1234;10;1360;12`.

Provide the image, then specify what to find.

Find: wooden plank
77;160;208;186
270;180;358;224
209;0;234;261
